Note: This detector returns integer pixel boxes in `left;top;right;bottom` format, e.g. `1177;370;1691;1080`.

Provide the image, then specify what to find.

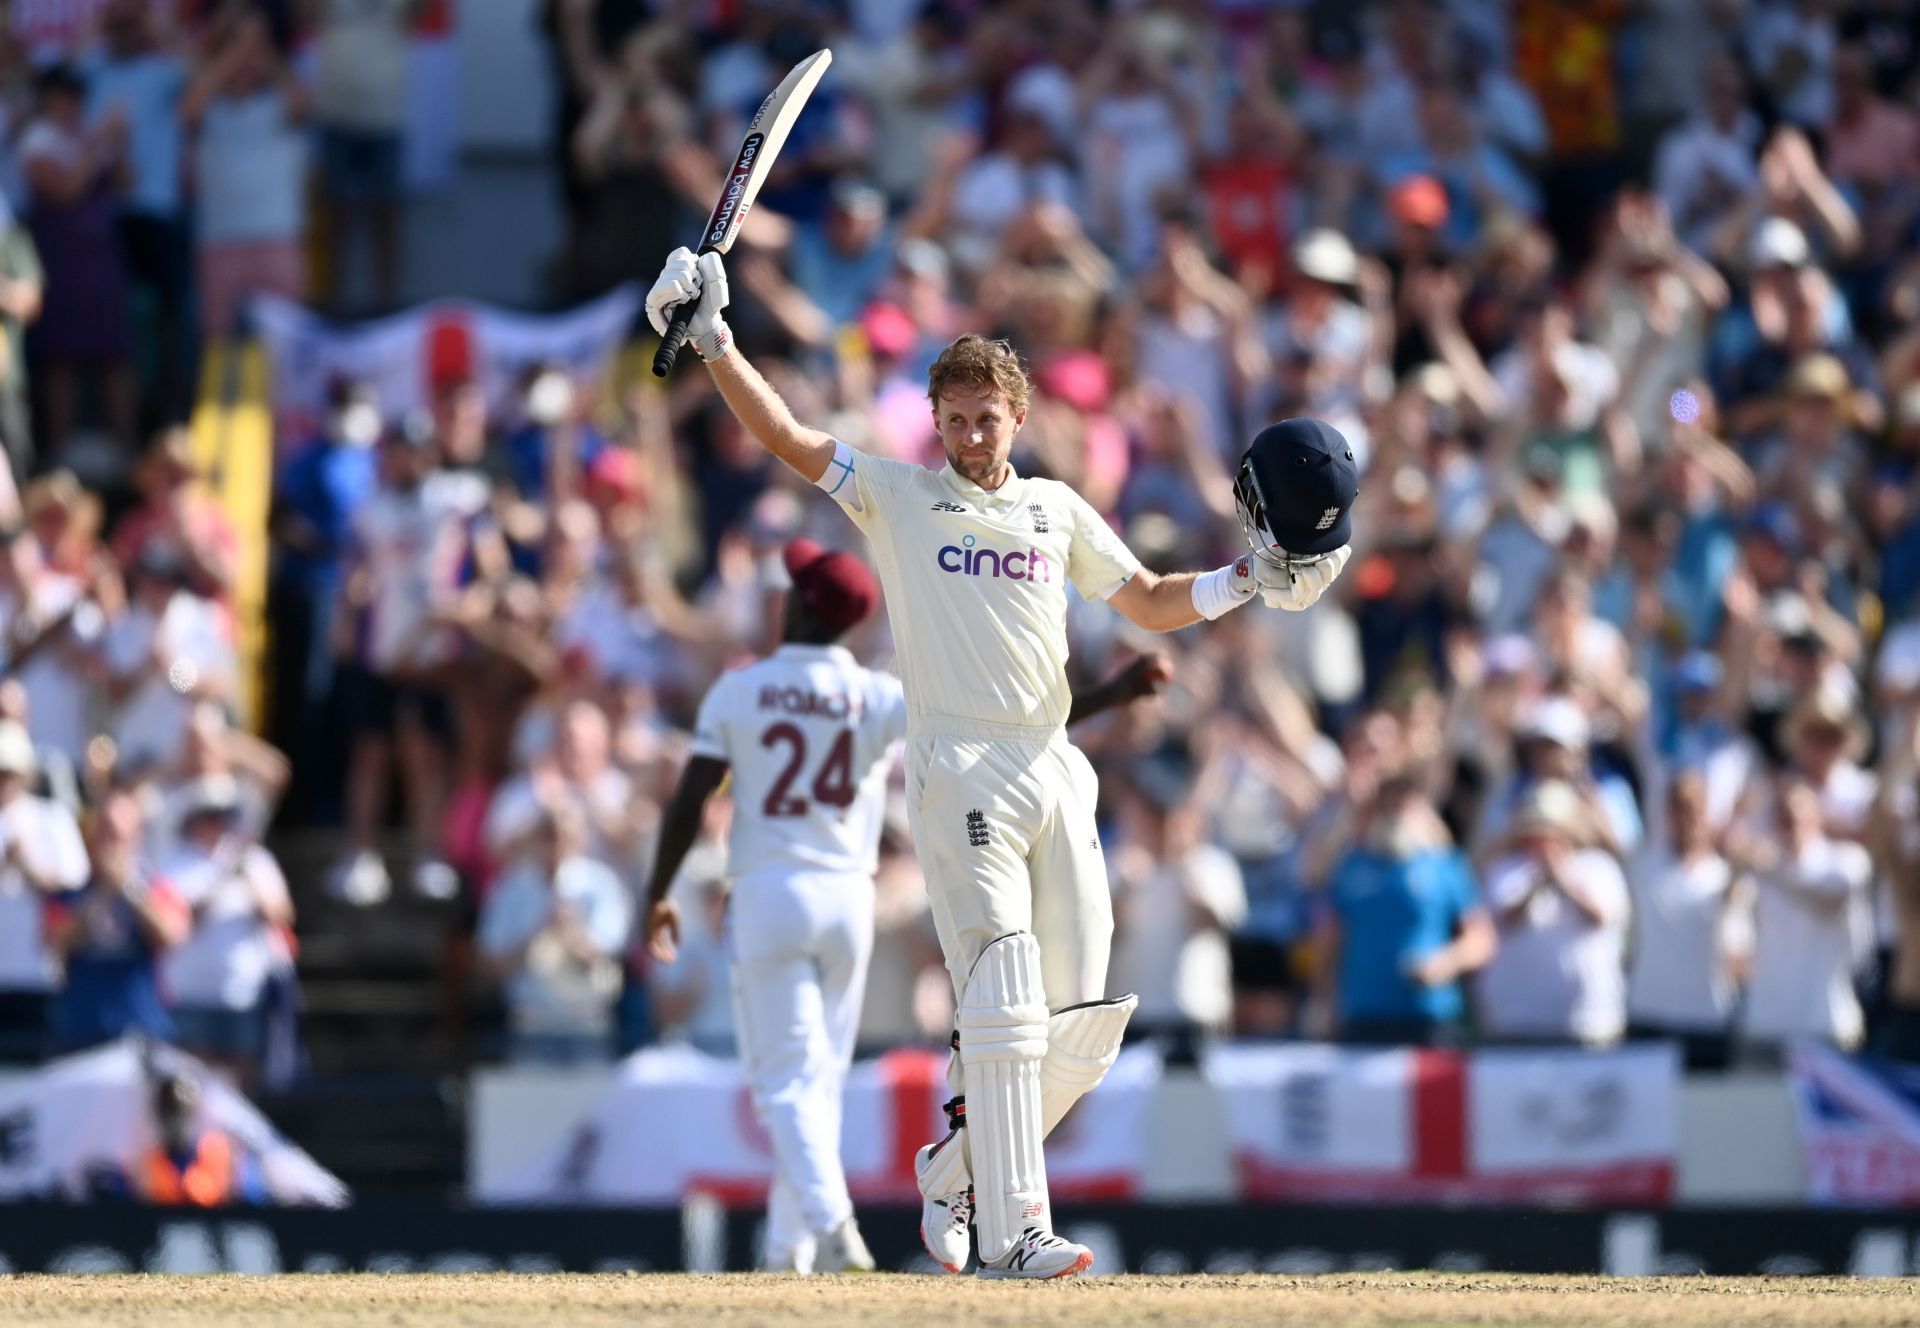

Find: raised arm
645;248;836;483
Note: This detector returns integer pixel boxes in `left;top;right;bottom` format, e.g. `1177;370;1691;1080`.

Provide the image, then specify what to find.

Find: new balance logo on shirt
931;500;967;512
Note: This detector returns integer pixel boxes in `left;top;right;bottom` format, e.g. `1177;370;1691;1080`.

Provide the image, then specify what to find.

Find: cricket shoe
759;1247;803;1274
918;1177;973;1274
813;1217;876;1274
976;1228;1094;1280
915;1129;974;1274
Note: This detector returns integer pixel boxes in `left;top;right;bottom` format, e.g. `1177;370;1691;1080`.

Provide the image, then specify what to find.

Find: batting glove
645;247;733;362
1254;544;1351;612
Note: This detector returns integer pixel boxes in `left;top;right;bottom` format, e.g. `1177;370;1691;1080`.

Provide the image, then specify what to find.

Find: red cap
1389;174;1449;229
783;539;879;633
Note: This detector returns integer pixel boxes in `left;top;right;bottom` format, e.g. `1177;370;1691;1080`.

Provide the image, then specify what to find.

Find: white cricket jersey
690;643;908;879
817;445;1142;732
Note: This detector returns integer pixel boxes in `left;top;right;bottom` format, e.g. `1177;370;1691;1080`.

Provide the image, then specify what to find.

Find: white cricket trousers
727;868;875;1252
903;719;1114;1014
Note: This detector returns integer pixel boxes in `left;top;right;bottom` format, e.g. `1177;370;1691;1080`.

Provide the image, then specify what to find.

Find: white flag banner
0;1039;348;1206
482;1044;1159;1206
251;285;642;451
1205;1042;1677;1205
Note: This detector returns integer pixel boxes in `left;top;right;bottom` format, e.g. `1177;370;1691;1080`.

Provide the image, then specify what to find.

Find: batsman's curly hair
927;334;1032;417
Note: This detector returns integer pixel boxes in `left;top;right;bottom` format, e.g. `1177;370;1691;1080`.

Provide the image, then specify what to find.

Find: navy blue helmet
1233;418;1359;567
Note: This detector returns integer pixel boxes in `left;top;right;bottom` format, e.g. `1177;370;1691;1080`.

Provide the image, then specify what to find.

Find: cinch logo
936;533;1054;582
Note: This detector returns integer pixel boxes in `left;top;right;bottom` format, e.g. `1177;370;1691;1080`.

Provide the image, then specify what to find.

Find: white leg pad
1040;993;1137;1136
957;932;1050;1265
919;990;1138;1205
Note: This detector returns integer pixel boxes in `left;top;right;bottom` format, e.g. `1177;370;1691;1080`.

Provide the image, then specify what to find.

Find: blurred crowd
0;0;419;490
10;0;1920;1078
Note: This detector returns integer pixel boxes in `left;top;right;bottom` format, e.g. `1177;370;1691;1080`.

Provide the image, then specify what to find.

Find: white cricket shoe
976;1227;1094;1280
759;1247;802;1274
813;1217;876;1274
915;1140;973;1274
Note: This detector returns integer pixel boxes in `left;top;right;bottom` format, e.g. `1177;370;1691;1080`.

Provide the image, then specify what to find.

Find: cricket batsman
646;246;1356;1278
640;538;1171;1274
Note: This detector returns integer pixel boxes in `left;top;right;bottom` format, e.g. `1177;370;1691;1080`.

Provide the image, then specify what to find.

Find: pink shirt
1826;101;1920;189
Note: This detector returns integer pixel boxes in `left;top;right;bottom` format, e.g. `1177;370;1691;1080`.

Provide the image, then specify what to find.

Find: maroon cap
783;539;879;633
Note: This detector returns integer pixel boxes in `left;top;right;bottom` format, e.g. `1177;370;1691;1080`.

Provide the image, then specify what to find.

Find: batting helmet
1233;418;1359;567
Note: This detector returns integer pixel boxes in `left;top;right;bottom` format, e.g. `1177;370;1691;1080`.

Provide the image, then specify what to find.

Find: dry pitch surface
1;1273;1917;1327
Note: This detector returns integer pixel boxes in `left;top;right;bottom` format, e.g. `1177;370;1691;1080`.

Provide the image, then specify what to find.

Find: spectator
1748;0;1840;129
23;468;103;580
1824;41;1920;278
1079;21;1201;272
1583;191;1731;445
502;366;605;505
1477;779;1631;1047
1110;751;1247;1049
1;520;106;771
109;428;238;604
0;679;76;813
1653;55;1761;255
116;1072;269;1206
20;61;136;455
142;700;290;867
47;786;187;1052
332;421;483;904
1262;228;1386;454
84;0;190;430
477;802;633;1063
0;720;87;1059
182;8;309;339
0;190;42;487
1317;778;1494;1046
788;178;898;331
1625;772;1750;1069
101;544;235;775
267;380;380;808
1376;79;1541;254
158;775;295;1084
942;108;1080;281
485;698;647;879
1657;650;1763;833
564;24;696;302
310;0;418;312
1474;695;1642;861
1124;213;1268;464
1742;775;1872;1052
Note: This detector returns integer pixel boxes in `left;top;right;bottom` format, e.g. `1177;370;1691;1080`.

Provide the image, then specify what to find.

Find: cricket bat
651;47;834;377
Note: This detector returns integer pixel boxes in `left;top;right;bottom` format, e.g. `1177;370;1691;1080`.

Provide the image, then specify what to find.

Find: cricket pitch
2;1272;1916;1327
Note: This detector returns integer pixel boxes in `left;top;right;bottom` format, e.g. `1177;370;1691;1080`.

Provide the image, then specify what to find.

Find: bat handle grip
651;301;695;378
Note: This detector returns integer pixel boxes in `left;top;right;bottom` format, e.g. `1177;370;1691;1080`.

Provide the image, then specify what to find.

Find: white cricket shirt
818;445;1142;732
1624;848;1742;1031
1744;838;1870;1047
1478;848;1631;1044
690;643;908;879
